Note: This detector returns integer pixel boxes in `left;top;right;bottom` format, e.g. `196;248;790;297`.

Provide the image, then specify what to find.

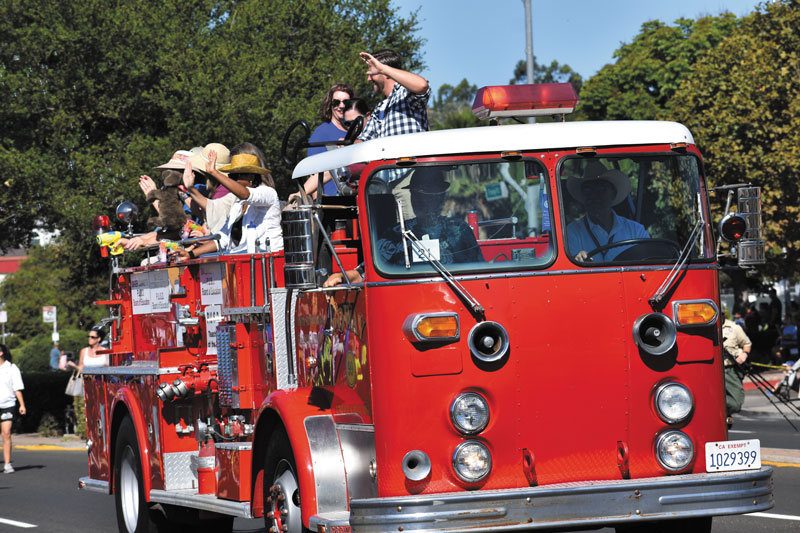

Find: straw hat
219;154;271;175
153;150;194;171
186;143;231;173
566;161;630;206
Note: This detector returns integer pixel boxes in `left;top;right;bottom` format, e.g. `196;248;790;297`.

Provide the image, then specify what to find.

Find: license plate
705;439;761;472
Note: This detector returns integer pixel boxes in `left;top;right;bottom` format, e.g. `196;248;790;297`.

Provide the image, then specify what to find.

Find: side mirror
736;187;765;266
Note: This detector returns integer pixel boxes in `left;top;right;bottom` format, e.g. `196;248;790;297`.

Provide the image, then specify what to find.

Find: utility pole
522;0;535;123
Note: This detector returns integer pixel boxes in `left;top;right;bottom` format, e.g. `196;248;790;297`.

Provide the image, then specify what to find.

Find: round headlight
655;383;693;424
452;441;491;482
655;430;694;471
451;393;490;434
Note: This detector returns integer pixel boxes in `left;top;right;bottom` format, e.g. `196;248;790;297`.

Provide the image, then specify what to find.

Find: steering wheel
584;238;681;261
281;119;311;167
343;115;365;145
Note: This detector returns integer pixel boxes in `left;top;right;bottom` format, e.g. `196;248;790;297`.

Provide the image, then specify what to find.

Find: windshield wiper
649;218;704;308
394;200;485;317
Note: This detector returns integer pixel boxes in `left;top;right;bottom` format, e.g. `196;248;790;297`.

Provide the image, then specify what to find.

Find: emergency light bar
471;83;579;119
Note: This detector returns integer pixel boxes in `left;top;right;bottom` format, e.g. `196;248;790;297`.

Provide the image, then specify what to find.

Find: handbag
65;371;84;397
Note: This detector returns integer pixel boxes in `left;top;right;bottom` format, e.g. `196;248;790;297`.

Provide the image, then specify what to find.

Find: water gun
96;231;124;256
158;240;182;262
182;219;203;239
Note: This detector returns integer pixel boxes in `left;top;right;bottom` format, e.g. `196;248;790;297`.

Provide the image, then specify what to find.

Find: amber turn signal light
403;313;460;342
673;301;718;327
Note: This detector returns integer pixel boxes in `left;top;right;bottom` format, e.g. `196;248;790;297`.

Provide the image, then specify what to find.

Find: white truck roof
291;120;695;179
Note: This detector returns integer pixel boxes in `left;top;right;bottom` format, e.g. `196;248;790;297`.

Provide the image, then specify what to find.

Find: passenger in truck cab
357;49;430;141
566;161;649;262
171;147;283;260
376;167;482;265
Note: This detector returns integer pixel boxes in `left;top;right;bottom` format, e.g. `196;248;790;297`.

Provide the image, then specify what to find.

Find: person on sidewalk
0;344;26;473
49;342;60;370
722;318;751;416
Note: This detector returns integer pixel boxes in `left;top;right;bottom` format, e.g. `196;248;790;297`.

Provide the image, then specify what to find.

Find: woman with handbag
67;328;107;437
68;327;108;374
0;344;26;474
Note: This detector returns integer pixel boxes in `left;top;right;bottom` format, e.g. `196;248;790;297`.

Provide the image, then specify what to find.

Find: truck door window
366;160;553;277
560;155;710;265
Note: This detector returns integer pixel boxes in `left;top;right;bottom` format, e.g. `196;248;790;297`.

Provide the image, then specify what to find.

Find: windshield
366;159;554;276
560;154;711;265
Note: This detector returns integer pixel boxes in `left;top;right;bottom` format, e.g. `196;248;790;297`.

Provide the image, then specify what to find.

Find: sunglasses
88;335;100;339
331;99;350;108
342;116;364;129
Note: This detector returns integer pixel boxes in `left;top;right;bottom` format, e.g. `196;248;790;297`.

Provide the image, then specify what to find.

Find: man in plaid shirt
357;49;430;142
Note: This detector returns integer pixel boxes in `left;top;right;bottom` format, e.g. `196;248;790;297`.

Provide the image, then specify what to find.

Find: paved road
1;388;797;533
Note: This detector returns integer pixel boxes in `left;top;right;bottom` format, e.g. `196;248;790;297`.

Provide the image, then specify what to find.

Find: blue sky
395;0;764;93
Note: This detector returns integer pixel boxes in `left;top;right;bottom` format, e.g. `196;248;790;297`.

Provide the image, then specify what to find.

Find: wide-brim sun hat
153;150;195;171
187;143;231;174
219;153;271;175
566;161;630;206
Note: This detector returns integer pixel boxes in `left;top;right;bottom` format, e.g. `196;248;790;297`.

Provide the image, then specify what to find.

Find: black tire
264;427;309;533
114;417;164;533
615;516;712;533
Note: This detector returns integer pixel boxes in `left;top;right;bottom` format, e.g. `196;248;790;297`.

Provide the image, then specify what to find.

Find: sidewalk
1;432;86;450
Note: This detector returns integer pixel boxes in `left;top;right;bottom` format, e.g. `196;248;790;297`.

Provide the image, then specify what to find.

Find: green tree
578;14;739;120
510;57;584;94
0;246;105;339
0;0;423;340
670;0;800;281
429;78;482;130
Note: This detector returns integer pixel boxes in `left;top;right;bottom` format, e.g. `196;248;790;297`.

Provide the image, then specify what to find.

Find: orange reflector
416;316;459;339
675;303;717;325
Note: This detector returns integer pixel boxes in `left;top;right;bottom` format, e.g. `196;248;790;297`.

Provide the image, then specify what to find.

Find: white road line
728;429;755;434
748;512;800;521
0;517;37;528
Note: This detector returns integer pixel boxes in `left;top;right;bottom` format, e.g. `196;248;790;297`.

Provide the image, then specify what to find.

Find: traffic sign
43;306;57;323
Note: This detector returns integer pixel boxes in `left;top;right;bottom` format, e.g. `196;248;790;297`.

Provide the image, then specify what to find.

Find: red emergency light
471;83;579;119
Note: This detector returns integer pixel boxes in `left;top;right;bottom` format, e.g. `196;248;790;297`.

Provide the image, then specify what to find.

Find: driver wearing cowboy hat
566;161;649;262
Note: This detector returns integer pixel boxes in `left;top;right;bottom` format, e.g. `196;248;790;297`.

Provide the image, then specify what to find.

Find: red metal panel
216;447;253;501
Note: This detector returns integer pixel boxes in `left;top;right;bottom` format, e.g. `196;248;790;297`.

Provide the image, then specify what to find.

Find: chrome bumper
345;467;773;532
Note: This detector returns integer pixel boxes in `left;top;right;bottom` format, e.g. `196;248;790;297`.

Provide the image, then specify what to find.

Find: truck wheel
264;427;307;533
114;417;163;533
616;516;711;533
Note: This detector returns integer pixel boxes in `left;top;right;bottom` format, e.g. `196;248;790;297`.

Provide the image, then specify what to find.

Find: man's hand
18;405;26;416
360;52;384;77
735;352;748;365
574;250;592;262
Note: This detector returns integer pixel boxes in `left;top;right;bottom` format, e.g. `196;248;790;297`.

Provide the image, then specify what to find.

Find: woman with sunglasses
69;327;108;373
304;83;354;197
1;344;26;473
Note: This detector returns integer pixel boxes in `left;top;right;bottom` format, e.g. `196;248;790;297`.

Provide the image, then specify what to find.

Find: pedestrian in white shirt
0;344;26;474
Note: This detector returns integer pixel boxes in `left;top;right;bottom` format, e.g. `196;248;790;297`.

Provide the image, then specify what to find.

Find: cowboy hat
186;143;231;174
153;150;194;171
219;153;271;175
401;167;449;193
566;161;630;206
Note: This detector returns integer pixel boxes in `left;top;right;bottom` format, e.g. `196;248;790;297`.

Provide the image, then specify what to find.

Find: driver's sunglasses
342;116;364;129
331;98;352;108
88;335;100;339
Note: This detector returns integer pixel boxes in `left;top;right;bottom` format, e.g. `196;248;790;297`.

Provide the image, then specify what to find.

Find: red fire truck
80;83;772;533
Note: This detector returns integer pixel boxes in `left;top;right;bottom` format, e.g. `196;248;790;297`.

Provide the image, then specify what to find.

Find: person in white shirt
173;149;283;259
0;344;26;474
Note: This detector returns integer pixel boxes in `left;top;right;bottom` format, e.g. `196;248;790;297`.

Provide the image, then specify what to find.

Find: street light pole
522;0;535;123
